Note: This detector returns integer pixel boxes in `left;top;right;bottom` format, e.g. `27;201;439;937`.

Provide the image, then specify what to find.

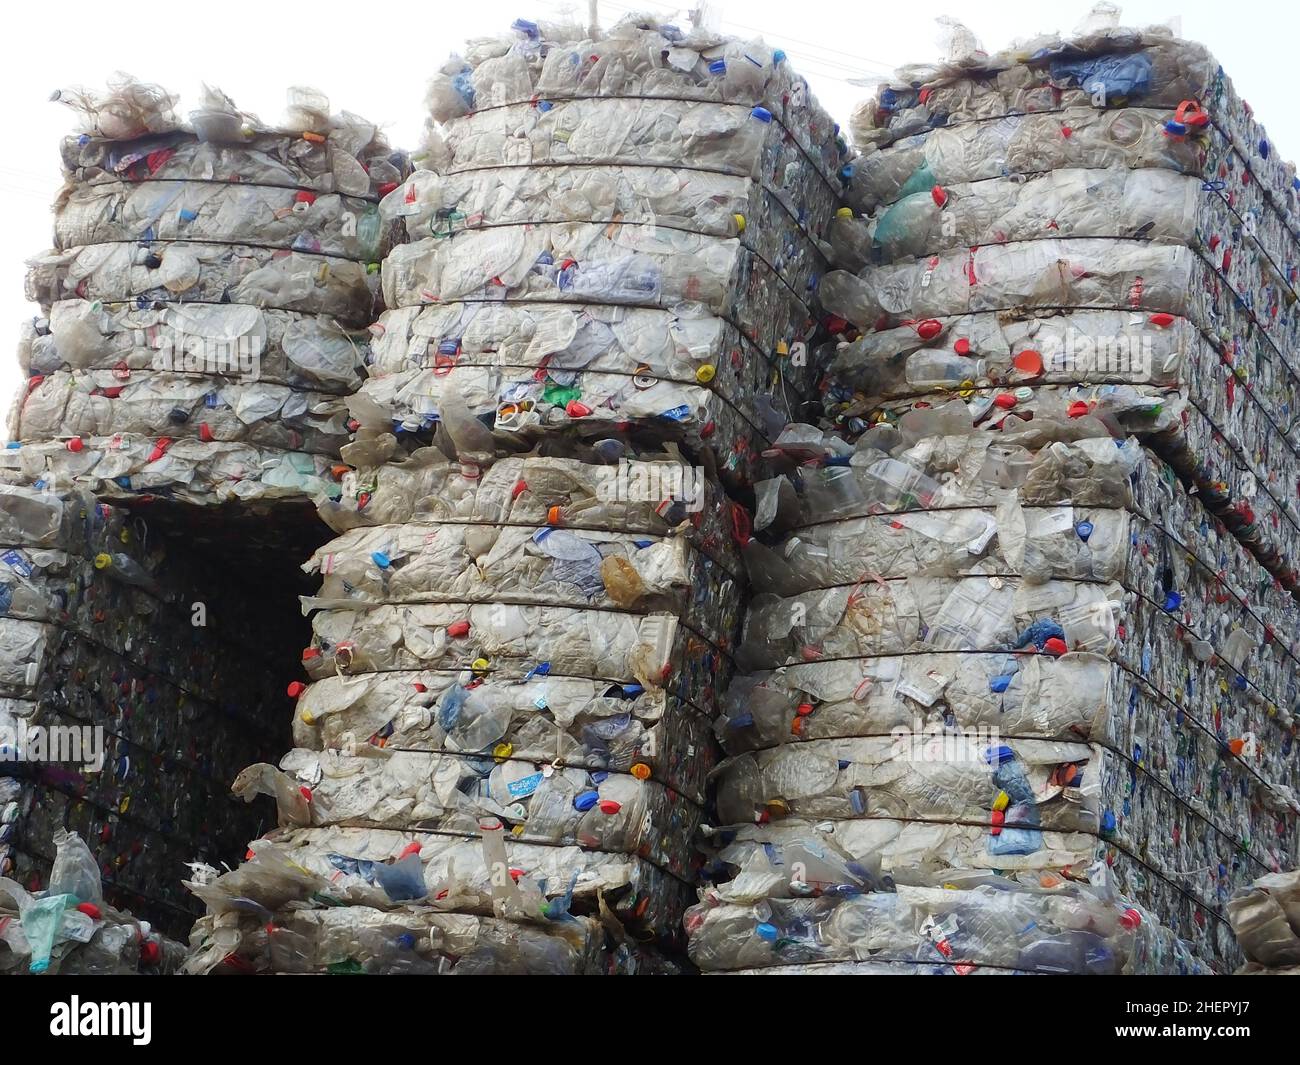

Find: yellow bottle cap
836;207;854;218
695;364;716;384
471;657;490;673
493;742;513;761
733;213;746;233
630;763;652;781
301;710;316;726
94;553;111;570
992;790;1010;812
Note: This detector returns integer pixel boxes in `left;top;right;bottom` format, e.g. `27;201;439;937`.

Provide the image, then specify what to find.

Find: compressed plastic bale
737;445;1300;803
318;448;740;538
0;435;345;503
425;16;846;187
241;746;701;879
26;243;375;323
15;372;349;455
58;118;402;200
192;825;687;932
55;185;383;261
187;905;609;975
358;303;797;479
302;456;744;718
302;520;738;644
684;881;1212;974
21;302;367;393
391;211;804;315
307;600;731;706
293;671;715;806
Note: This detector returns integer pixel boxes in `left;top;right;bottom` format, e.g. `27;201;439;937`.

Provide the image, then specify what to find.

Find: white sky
1;0;1296;437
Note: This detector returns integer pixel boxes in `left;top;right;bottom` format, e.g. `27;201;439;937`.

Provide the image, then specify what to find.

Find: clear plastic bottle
905;349;987;388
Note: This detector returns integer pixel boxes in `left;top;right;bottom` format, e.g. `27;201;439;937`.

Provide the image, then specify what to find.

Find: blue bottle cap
750;106;773;123
708;59;727;75
1100;809;1117;832
756;923;779;942
372;551;392;568
989;674;1013;693
773;49;786;63
1076;521;1093;541
574;790;599;812
396;933;416;949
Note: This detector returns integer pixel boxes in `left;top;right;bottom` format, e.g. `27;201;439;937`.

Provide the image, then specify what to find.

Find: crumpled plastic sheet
0;435;345;503
685;881;1211;974
1227;869;1300;972
0;486;286;934
187;905;629;975
0;872;184;975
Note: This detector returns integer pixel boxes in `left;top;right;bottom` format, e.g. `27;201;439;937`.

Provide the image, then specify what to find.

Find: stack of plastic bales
0;481;293;939
1;828;184;974
682;14;1300;975
12;78;404;504
359;13;845;489
1228;869;1300;974
830;13;1300;591
180;15;847;975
